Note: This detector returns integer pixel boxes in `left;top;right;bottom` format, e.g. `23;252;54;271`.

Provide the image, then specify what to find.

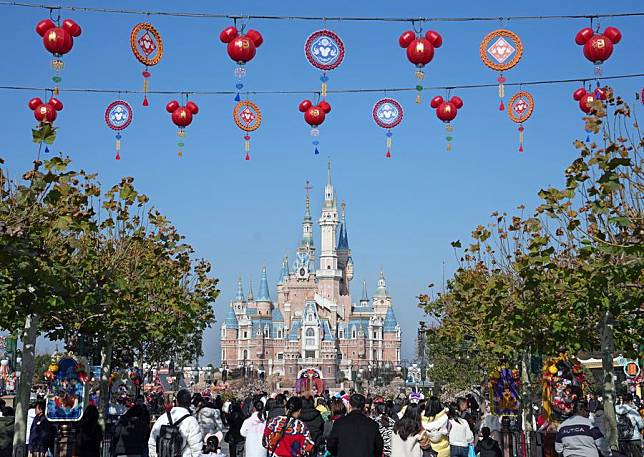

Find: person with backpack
111;404;150;457
148;389;203;457
555;400;611;457
616;394;643;457
262;396;315;457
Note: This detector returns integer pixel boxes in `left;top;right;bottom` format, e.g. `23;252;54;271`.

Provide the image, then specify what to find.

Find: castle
220;163;401;389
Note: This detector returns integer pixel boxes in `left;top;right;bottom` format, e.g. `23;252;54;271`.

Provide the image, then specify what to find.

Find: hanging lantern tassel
52;58;63;96
115;133;122;161
498;74;506;110
142;70;151;106
416;68;425;104
311;127;320;155
177;128;185;157
320;74;328;98
244;134;251;160
386;131;392;158
518;124;524;152
234;65;246;102
446;124;454;151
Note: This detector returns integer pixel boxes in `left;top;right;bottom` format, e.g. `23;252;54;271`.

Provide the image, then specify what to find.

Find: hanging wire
1;2;642;22
0;73;641;97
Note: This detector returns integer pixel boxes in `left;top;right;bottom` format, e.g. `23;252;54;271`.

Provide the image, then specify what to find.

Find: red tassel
245;152;250;161
499;100;505;111
115;152;121;160
142;96;149;107
519;144;524;152
386;150;391;158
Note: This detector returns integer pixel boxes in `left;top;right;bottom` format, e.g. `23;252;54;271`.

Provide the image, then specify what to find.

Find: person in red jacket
263;397;315;457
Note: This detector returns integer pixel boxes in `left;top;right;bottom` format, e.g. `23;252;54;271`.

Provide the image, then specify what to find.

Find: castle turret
317;161;342;301
256;267;272;317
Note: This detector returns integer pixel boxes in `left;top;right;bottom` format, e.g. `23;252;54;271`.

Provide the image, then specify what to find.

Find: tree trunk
12;313;39;455
98;337;113;429
601;311;618;450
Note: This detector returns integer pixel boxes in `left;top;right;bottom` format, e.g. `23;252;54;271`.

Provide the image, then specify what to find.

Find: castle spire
277;256;289;284
247;279;254;301
300;181;315;254
337;200;349;250
257;266;271;302
374;270;389;298
324;160;335;209
234;276;245;302
361;280;369;302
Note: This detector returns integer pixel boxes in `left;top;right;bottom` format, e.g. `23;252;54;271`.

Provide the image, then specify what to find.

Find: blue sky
0;1;642;364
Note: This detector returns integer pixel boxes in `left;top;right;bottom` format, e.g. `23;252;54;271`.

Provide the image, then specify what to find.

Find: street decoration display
305;30;345;97
572;86;607;114
489;366;521;416
507;90;534;152
166;100;199;157
299;99;332;155
541;353;589;423
233;100;262;160
372;98;404;158
575;26;622;76
35;18;81;95
130;22;164;106
430;95;464;151
399;29;442;103
295;367;325;394
480;29;523;110
44;353;89;422
104;100;133;161
220;25;264;101
28;96;63;151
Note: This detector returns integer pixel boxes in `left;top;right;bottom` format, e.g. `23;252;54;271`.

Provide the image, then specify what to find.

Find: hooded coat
475;437;503;457
298;398;325;451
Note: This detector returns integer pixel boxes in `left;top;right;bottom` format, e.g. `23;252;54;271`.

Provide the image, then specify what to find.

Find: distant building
220;163;401;389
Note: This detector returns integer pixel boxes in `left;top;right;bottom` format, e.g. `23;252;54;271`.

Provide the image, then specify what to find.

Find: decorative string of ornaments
372;98;404;158
507;91;535;152
399;29;442;103
166;100;199;157
299;99;332;155
104;100;133;161
130;23;164;106
35;18;81;96
430;95;464;151
233;100;262;160
480;29;523;110
220;25;264;101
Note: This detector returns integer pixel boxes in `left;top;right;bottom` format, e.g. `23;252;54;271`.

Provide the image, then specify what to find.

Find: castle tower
336;201;353;296
299;181;316;261
256;267;272;317
232;276;246;316
373;270;391;315
316;161;342;301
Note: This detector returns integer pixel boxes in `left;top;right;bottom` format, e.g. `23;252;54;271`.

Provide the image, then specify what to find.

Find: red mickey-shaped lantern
575;26;621;76
220;26;264;101
28;97;63;123
399;29;442;103
572;87;606;114
36;18;81;95
430;95;463;151
166;100;199;157
299;99;332;155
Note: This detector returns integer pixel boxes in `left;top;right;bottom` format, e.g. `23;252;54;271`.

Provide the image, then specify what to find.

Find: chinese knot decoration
28;97;63;151
131;23;164;106
299;99;331;155
105;100;133;161
35;18;81;95
220;26;264;101
480;29;523;111
305;30;345;97
233;100;262;161
430;95;463;151
399;29;442;103
575;26;622;76
372;98;404;158
507;90;535;152
166;100;199;157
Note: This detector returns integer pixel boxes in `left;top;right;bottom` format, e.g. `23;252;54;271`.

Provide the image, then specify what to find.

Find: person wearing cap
148;389;203;457
326;393;384;457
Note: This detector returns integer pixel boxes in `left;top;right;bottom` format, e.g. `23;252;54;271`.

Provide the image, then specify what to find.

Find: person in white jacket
148;389;203;457
447;407;474;457
240;400;268;457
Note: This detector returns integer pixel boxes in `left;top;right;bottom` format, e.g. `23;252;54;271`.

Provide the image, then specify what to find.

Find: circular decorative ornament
233;100;262;132
105;100;133;131
507;91;534;123
305;30;345;71
130;22;163;66
480;29;523;72
372;98;403;129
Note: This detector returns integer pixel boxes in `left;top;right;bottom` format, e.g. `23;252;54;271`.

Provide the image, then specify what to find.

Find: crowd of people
0;387;642;457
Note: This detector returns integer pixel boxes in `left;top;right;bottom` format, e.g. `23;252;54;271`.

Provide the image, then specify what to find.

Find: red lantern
166;100;199;157
35;18;81;95
572;86;606;114
28;97;63;123
575;26;621;76
430;95;463;151
399;29;442;103
299;99;332;154
220;26;263;101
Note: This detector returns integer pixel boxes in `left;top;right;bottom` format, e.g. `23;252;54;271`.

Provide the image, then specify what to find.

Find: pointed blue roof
224;306;239;329
257;267;271;302
277;257;289;285
234;276;245;302
271;306;284;321
288;319;302;340
383;305;398;332
374;270;389;298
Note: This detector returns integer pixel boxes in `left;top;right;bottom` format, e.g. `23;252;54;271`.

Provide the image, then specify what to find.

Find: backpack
156;411;191;457
616;412;635;442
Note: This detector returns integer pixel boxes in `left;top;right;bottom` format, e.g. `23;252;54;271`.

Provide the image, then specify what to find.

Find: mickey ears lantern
28;97;63;151
572;86;607;114
35;18;81;95
166;100;199;157
372;98;404;158
399;29;442;103
430;95;463;151
219;26;264;101
575;26;621;76
480;29;523;111
299;99;332;155
130;23;164;106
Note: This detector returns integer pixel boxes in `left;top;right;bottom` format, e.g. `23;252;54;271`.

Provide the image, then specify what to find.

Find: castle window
243;331;248;339
277;330;283;339
373;331;378;339
306;328;315;337
242;349;248;360
339;329;344;339
352;328;357;339
264;326;269;338
277;353;284;360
